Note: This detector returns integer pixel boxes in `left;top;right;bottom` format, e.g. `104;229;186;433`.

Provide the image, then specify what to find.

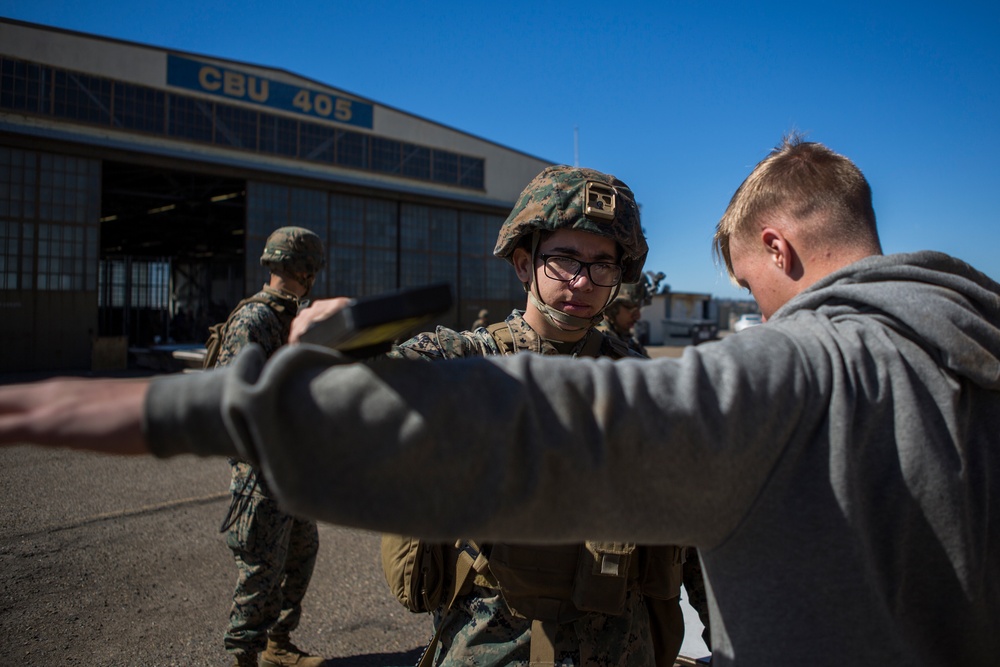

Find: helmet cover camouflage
615;279;652;308
494;165;648;283
260;226;326;276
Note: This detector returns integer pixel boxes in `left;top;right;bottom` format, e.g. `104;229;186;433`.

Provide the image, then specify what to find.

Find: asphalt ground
0;345;710;667
0;445;431;666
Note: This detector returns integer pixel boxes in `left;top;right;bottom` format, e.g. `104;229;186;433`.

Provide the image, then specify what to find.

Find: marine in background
215;227;328;667
596;279;652;356
471;308;491;329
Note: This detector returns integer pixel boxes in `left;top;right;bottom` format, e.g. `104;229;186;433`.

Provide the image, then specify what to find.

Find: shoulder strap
417;540;489;667
223;294;283;328
578;329;605;358
205;295;285;369
240;293;285;315
589;329;633;359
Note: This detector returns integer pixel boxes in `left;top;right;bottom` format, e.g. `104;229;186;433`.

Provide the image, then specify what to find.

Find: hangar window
399;204;457;290
329;193;365;246
52;70;112;126
167;94;214;143
114;84;165;134
432;151;459;185
402;145;431;179
0;221;23;289
329;195;397;295
364;198;397;250
460;212;518;302
215;105;259;150
0;58;46;113
33;153;100;292
335;130;368;169
37;223;85;290
371;137;401;174
299;123;336;162
98;258;169;308
460;156;485;189
460;212;488;300
260;115;298;157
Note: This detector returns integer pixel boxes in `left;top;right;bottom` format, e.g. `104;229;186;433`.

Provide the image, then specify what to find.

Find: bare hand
0;378;150;455
289;297;354;344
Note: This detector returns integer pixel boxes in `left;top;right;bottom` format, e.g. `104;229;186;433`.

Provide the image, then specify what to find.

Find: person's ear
761;228;794;276
512;247;534;283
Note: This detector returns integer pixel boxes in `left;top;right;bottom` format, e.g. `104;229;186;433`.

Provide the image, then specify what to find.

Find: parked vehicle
734;313;763;332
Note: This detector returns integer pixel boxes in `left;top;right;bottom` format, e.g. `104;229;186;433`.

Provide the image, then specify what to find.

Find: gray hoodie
146;251;1000;666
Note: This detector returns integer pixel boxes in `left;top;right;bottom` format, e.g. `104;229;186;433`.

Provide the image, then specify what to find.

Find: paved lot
0;348;710;666
1;446;429;666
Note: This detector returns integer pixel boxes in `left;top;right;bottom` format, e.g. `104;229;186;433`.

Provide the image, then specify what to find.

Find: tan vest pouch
380;534;446;613
637;544;685;600
488;543;584;623
571;541;635;615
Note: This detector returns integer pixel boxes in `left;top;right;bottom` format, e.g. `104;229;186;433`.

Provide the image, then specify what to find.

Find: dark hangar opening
99;161;247;346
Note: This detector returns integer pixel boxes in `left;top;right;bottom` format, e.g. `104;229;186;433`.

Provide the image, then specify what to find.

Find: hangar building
0;18;551;372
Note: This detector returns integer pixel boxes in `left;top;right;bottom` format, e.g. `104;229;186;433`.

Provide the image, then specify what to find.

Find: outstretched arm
0;377;150;454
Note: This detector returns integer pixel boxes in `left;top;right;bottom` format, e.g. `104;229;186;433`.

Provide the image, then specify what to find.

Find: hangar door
0;147;101;373
98;161;247;354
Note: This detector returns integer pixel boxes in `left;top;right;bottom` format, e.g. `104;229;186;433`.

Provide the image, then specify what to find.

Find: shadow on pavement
323;647;425;666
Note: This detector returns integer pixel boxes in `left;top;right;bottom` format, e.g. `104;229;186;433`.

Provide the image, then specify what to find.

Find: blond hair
713;135;882;280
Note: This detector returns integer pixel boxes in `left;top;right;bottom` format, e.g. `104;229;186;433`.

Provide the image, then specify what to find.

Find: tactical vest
469;323;654;664
203;292;287;370
479;320;633;359
383;317;682;667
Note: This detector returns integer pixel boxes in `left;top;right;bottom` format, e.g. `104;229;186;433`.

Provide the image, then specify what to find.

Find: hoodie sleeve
143;329;825;548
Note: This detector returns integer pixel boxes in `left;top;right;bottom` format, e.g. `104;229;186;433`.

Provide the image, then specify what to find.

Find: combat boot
230;652;258;667
260;637;326;667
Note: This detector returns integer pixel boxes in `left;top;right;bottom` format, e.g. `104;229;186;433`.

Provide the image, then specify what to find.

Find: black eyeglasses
539;254;623;287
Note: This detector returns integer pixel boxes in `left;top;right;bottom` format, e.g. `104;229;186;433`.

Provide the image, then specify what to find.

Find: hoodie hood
772;251;1000;391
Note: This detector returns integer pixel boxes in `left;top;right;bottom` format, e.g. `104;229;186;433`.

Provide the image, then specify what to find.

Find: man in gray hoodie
1;136;998;666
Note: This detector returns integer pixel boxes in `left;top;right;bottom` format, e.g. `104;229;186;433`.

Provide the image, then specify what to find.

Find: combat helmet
495;165;648;332
494;165;648;283
260;226;326;279
615;278;654;309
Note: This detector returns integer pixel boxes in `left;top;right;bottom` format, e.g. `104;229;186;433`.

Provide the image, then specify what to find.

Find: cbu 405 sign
167;54;374;129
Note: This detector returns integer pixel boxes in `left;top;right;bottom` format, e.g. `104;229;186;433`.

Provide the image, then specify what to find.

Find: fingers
290;297;353;344
0;378;150;455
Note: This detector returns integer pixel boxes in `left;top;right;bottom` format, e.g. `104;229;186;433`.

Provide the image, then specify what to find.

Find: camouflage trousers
430;584;655;667
223;493;319;654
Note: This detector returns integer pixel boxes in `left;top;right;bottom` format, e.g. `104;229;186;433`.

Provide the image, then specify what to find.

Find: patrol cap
494;165;648;283
260;226;326;276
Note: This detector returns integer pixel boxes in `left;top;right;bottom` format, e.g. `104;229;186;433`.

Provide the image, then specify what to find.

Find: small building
641;291;719;345
0;19;551;371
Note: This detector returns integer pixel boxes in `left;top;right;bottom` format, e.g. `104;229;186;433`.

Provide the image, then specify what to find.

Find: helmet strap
523;231;618;332
298;272;316;297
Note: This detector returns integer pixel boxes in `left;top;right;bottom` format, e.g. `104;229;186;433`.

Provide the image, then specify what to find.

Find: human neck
269;274;307;299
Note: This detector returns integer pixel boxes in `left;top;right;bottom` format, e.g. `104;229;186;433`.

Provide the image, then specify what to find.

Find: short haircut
713;135;882;280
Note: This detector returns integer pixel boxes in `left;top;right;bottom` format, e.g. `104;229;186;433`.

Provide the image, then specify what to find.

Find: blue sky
3;1;998;298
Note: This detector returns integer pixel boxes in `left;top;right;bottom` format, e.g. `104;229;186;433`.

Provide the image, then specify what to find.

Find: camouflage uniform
595;318;646;357
386;166;688;667
217;227;325;664
389;310;653;667
596;281;649;357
